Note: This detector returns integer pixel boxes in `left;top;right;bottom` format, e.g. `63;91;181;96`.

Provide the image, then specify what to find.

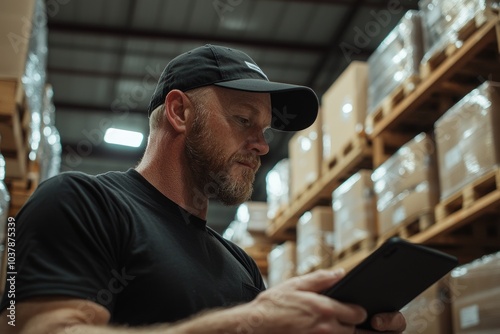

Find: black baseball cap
147;44;319;131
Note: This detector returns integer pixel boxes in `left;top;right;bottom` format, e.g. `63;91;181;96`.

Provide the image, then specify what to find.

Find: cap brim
214;79;318;132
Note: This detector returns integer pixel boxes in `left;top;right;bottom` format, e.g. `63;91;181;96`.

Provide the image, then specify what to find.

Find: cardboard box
372;133;439;235
296;206;334;275
267;241;296;288
401;277;453;334
321;61;368;166
235;201;269;233
450;252;500;333
0;0;37;79
377;182;438;235
332;170;376;253
434;81;500;200
289;115;322;199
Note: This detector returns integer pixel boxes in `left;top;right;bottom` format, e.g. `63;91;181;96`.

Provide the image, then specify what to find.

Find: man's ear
165;90;191;133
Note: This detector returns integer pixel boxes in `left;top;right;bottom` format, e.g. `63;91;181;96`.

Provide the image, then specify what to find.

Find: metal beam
54;101;146;115
47;21;328;54
61;141;144;161
306;0;365;88
262;0;418;9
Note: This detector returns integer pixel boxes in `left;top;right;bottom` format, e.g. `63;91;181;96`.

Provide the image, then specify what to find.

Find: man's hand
239;268;406;334
240;269;368;333
357;312;407;333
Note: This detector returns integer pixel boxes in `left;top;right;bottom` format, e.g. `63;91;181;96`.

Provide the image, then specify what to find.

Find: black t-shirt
0;169;265;326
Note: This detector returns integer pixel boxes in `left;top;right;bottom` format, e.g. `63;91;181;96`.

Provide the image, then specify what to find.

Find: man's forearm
55;303;254;334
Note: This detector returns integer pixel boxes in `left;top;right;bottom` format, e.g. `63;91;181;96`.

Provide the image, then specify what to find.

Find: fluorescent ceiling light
104;128;143;148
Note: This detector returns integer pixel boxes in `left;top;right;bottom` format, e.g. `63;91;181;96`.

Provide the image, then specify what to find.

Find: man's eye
236;117;250;125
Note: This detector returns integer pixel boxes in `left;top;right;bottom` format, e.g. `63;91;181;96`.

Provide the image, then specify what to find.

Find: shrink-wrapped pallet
267;241;296;288
38;85;62;182
420;0;500;67
332;170;376;254
367;10;423;117
296;207;334;275
372;133;439;236
434;81;500;201
23;0;48;161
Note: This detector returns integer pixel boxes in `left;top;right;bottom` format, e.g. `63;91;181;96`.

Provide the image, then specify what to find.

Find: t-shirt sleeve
0;173;128;313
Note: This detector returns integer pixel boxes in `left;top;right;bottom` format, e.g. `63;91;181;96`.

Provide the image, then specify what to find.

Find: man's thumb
292;268;346;293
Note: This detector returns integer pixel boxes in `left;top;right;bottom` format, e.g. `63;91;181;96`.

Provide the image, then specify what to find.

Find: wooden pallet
322;134;371;176
6;167;40;217
290;180;317;205
365;76;420;136
372;131;418;168
436;168;500;222
420;11;498;80
333;236;376;263
377;213;435;246
430;220;500;247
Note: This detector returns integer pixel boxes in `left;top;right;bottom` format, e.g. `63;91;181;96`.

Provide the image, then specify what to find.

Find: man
0;44;406;333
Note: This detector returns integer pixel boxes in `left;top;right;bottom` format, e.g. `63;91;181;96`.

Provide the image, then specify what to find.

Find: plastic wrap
450;252;500;333
22;0;48;162
296;207;334;275
267;241;296;288
38;85;62;182
367;10;423;115
321;61;368;162
0;152;11;278
434;81;500;200
266;159;290;220
372;133;439;235
331;170;376;253
420;0;500;65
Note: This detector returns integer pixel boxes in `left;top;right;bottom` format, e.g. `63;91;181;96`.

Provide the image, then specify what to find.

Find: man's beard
184;108;260;206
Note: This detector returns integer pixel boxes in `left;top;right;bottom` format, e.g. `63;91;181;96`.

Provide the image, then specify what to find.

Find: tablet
322;237;458;330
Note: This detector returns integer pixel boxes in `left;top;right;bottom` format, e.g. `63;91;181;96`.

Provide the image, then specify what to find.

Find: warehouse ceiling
47;0;418;233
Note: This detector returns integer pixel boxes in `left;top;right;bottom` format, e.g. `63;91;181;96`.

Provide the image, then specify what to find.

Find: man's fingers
285;269;346;293
371;312;406;332
331;301;367;326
